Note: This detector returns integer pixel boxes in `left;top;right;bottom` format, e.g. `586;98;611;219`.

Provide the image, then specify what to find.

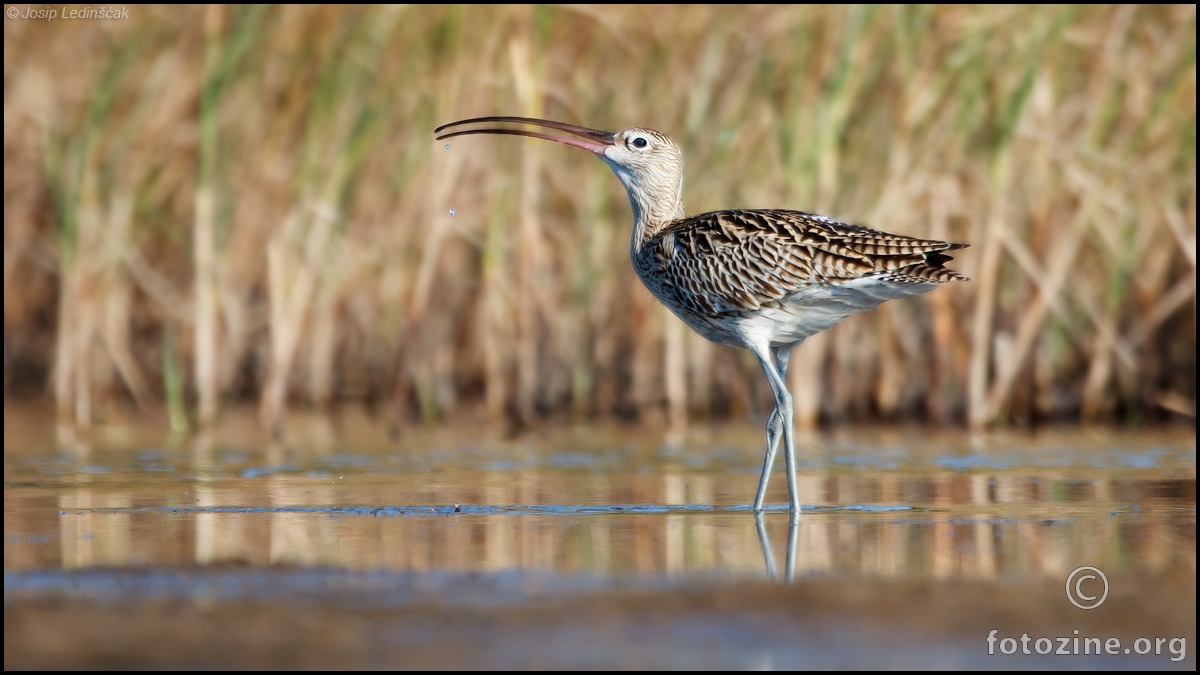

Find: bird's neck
622;178;685;254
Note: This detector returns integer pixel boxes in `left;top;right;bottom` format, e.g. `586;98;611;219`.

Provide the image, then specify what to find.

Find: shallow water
4;406;1195;668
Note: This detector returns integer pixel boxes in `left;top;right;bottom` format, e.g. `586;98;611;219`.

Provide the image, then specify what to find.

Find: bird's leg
752;348;792;513
778;350;801;522
749;342;801;523
752;407;783;512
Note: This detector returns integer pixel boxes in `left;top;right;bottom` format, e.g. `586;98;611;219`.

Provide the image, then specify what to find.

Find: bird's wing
645;209;968;315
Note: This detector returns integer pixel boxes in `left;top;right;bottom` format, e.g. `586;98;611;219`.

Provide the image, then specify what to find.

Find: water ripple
60;503;919;518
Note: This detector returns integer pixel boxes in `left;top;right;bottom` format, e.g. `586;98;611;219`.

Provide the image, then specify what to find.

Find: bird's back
632;209;968;348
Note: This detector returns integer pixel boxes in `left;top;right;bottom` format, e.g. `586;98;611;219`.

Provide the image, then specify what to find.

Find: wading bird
435;117;968;522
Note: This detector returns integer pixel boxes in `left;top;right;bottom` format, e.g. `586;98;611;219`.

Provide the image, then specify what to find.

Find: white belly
667;276;940;350
740;278;940;348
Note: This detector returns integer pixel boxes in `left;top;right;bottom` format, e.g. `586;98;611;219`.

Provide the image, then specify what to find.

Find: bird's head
435;117;685;225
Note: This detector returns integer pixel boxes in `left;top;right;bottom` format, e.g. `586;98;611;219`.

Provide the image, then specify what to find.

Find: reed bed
3;5;1195;431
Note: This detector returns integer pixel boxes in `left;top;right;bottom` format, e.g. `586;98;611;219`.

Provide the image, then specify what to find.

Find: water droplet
444;144;451;150
449;208;456;216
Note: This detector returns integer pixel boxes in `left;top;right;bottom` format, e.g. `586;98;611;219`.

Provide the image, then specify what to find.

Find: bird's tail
890;247;971;283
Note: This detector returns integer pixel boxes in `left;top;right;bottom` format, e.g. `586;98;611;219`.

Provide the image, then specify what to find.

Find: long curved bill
434;116;616;156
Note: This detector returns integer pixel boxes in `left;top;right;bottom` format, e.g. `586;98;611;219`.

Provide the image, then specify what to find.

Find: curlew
435;117;968;522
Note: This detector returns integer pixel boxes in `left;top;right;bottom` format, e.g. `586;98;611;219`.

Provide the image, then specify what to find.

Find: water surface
4;406;1195;668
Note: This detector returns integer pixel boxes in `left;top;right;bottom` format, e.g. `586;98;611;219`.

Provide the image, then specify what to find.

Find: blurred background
3;4;1196;434
3;8;1196;669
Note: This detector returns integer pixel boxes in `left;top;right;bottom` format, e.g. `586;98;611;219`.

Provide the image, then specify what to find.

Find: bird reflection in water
755;514;798;582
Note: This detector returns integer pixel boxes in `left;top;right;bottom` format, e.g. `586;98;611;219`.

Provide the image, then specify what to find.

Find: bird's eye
631;137;648;148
